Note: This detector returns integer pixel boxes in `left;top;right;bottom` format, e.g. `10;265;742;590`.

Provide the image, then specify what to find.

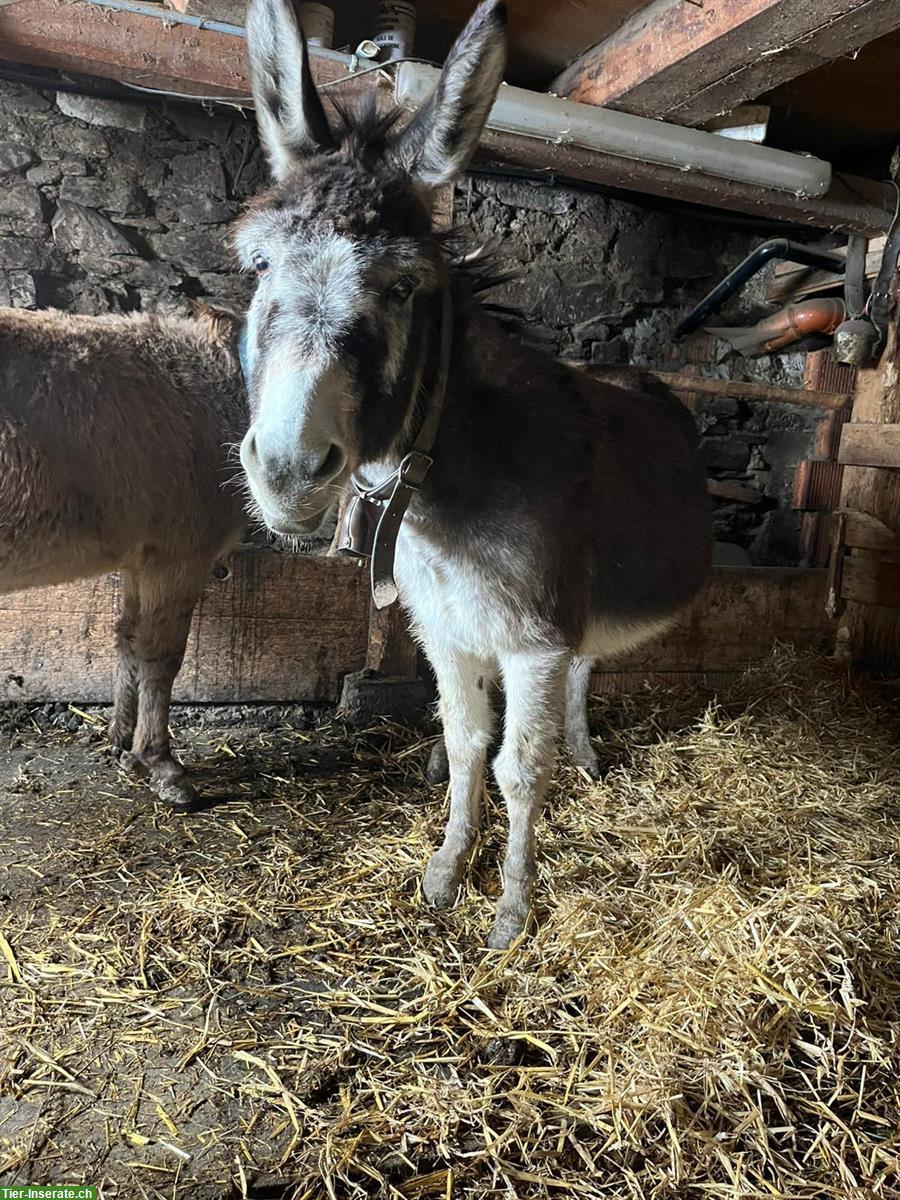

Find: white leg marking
489;646;568;949
564;655;600;778
422;646;495;910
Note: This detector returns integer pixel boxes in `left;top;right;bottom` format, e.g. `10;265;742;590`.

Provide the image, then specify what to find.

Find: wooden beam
839;424;900;469
551;0;900;127
653;371;849;410
0;0;893;233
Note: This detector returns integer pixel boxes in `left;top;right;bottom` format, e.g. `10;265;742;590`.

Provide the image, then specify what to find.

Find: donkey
238;0;712;946
0;303;247;809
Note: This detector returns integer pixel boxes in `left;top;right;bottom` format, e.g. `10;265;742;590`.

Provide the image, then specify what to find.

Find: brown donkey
0;303;247;808
237;0;712;945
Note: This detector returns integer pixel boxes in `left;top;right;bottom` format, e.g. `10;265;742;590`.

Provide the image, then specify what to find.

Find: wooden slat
0;0;894;234
838;424;900;469
841;509;897;551
551;0;900;128
0;550;370;704
842;556;900;608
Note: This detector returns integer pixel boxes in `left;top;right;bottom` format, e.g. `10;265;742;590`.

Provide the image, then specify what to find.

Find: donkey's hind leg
122;564;205;810
422;647;494;909
564;655;599;778
490;647;568;949
109;569;140;752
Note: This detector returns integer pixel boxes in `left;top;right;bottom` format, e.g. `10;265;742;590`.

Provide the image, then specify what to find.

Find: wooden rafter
0;0;895;233
551;0;900;127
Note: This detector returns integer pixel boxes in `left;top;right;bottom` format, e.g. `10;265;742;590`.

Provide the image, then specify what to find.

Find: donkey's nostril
314;443;346;482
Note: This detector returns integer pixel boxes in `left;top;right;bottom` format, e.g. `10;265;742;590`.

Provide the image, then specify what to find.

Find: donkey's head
237;0;507;536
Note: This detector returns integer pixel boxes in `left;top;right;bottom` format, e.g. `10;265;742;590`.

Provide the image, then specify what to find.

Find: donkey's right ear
388;0;507;189
246;0;335;179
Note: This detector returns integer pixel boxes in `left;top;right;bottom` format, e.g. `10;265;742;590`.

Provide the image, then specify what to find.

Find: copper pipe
756;298;846;352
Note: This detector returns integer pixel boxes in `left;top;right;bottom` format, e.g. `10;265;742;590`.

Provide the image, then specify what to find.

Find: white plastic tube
395;63;832;199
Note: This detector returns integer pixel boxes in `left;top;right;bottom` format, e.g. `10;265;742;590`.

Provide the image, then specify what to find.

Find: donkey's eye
388;275;417;302
252;253;270;277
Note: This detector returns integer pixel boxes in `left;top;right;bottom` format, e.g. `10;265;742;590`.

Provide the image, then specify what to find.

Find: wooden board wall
0;559;832;706
593;566;832;692
1;550;370;705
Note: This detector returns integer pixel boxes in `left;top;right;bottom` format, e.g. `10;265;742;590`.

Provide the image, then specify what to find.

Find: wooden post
835;317;900;667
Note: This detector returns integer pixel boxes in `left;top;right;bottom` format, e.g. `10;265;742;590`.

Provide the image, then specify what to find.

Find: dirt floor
1;650;899;1199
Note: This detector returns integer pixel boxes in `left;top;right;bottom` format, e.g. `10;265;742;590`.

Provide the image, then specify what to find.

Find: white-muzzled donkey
238;0;712;946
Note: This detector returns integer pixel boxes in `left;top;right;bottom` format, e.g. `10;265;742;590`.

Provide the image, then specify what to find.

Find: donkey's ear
388;0;507;189
246;0;335;179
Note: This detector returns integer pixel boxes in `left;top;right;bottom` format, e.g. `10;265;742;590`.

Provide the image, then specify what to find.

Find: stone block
700;437;751;472
148;227;234;273
0;182;42;222
56;93;147;133
338;670;432;728
0;142;34;173
26;161;62;186
52;202;137;257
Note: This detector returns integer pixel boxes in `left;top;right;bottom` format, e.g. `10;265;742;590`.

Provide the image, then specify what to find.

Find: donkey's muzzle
240;426;346;533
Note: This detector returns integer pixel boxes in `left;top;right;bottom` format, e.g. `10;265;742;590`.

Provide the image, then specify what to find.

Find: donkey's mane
439;229;527;331
329;96;406;163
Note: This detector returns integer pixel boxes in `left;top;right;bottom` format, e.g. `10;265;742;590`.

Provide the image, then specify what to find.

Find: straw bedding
1;648;899;1198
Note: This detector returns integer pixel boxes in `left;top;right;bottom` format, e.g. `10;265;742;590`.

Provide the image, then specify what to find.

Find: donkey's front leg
422;646;494;909
490;647;568;949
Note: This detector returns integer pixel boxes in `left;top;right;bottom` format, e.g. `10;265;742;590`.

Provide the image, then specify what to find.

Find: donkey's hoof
424;738;450;785
487;907;528;950
422;851;465;909
153;775;201;812
566;740;601;779
575;754;602;780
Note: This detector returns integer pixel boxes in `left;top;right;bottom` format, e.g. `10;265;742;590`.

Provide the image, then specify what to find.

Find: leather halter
334;282;453;609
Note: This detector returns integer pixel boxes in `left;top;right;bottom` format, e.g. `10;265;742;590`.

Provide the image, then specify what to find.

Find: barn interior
1;1;900;1196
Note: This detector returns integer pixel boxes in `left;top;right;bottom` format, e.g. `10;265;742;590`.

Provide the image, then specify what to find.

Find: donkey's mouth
262;503;334;539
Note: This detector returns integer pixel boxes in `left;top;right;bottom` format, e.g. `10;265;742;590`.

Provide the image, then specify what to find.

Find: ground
1;651;899;1199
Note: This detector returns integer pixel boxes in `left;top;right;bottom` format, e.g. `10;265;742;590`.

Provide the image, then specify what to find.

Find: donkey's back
0;307;244;592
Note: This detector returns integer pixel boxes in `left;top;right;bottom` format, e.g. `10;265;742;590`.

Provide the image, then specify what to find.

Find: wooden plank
836;317;900;667
0;0;894;234
603;567;832;674
840;509;897;551
0;549;370;704
838;424;900;469
767;237;885;304
551;0;900;128
842;556;900;608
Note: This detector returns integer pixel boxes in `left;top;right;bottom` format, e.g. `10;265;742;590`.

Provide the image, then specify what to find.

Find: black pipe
674;238;848;340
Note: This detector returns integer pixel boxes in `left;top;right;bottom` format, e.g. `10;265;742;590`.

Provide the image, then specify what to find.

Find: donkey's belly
579;612;678;662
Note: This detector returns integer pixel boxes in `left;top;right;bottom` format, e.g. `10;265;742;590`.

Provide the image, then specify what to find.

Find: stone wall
0;79;824;564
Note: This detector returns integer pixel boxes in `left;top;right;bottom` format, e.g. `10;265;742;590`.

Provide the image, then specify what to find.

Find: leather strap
336;282;454;609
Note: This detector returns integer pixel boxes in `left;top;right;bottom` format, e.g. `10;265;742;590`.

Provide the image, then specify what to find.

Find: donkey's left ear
388;0;507;189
